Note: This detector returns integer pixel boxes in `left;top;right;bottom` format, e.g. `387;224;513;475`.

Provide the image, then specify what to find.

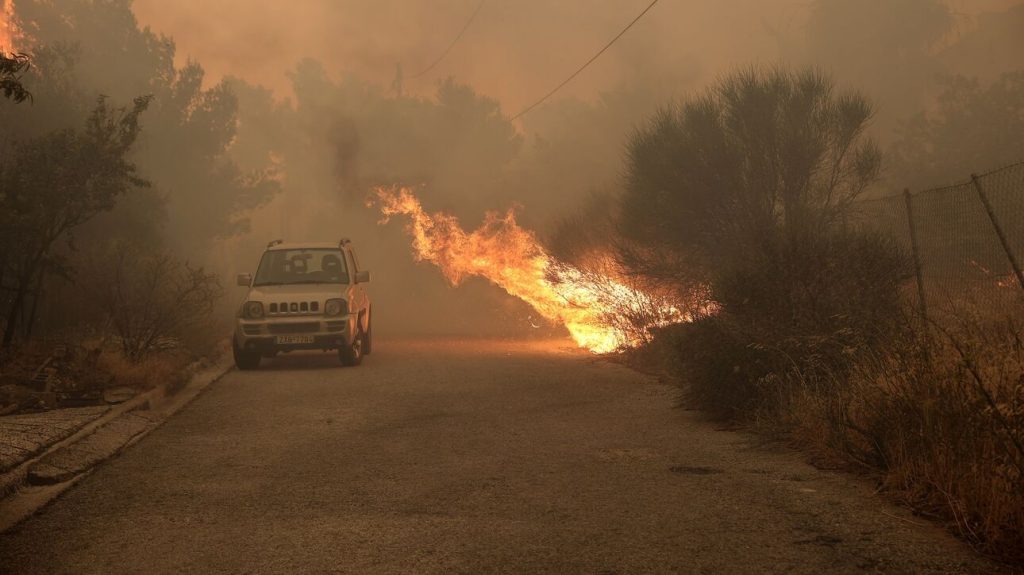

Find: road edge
0;357;234;534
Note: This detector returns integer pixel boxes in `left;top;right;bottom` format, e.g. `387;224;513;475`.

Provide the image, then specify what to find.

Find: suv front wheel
339;329;364;367
233;339;262;370
362;312;372;355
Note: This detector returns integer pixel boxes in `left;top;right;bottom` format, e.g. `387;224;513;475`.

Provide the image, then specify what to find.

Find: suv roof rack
267;239;284;248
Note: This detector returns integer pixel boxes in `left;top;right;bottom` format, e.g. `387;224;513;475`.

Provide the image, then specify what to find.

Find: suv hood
246;283;346;302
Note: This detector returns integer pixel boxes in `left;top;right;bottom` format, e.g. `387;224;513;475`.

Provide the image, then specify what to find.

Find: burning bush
547;190;712;333
374;186;701;353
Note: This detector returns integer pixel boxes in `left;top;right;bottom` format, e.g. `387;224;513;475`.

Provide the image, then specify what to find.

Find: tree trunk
2;251;45;349
2;282;27;348
23;272;45;340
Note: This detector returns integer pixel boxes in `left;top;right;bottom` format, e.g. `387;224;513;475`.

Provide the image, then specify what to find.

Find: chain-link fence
851;161;1024;314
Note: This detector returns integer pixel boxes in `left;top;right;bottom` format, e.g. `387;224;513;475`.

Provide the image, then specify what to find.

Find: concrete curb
27;410;160;485
0;357;234;533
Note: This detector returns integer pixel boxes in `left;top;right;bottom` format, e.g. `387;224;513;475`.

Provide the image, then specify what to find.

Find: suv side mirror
354;271;371;284
237;273;252;287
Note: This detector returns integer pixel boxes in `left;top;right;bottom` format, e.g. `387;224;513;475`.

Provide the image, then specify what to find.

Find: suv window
253;249;349;286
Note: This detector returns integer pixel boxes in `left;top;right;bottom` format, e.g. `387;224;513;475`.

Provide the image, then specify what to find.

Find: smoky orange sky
131;0;800;112
131;0;1021;115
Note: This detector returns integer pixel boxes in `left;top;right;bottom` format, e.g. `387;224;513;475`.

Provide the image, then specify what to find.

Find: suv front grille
269;301;320;314
268;322;320;335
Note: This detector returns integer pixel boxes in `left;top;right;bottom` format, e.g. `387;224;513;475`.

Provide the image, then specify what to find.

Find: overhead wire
409;0;487;80
510;0;660;121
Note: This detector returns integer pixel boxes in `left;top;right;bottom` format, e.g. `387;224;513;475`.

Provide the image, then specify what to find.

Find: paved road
0;339;999;574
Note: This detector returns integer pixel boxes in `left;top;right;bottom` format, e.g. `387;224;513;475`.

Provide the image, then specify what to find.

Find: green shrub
620;66;881;285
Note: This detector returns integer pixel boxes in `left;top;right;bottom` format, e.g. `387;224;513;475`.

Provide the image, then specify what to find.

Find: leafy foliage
620;66;906;418
893;70;1024;189
0;0;282;353
0;96;150;347
5;1;280;257
621;66;882;279
138;62;279;252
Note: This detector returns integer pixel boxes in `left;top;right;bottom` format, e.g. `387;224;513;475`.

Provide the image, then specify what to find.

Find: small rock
669;465;723;475
103;387;137;404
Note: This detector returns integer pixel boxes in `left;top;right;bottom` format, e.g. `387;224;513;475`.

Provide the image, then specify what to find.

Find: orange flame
373;186;693;353
0;0;18;52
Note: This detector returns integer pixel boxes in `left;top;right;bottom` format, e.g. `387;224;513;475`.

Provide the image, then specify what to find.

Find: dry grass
95;348;194;393
0;340;54;385
782;311;1023;562
663;291;1024;564
0;339;200;413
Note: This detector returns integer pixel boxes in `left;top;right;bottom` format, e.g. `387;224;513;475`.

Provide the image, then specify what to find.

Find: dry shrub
671;230;910;418
82;244;223;362
778;311;1024;562
652;317;764;417
712;231;909;348
691;292;1024;562
547;192;715;352
0;339;53;377
652;230;1024;561
549;253;710;351
0;340;195;412
96;347;192;392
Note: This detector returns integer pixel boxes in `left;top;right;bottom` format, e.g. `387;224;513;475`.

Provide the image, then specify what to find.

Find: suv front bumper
234;314;355;353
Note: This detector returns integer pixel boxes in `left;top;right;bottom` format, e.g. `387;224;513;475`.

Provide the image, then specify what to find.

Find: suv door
345;247;370;332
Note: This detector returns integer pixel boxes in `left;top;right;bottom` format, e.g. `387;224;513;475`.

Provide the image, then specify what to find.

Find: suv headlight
244;301;264;319
324;298;348;317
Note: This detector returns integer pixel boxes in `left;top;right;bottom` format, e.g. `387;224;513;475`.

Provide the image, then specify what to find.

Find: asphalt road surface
0;339;1001;574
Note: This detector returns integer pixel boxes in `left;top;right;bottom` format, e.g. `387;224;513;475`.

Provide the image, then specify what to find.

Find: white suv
233;239;372;369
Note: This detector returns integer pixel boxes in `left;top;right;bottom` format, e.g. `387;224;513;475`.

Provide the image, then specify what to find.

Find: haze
1;1;1023;571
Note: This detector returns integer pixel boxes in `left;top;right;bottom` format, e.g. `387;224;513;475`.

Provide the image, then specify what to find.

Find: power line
511;0;660;121
409;0;486;80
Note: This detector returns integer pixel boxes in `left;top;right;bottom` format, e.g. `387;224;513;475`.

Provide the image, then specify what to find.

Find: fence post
971;173;1024;291
904;189;928;319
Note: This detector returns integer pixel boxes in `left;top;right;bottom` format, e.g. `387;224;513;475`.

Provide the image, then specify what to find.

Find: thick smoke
133;0;782;111
125;0;1024;337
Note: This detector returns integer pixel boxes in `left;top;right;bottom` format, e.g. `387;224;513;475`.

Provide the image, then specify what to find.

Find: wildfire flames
373;186;692;353
0;0;18;52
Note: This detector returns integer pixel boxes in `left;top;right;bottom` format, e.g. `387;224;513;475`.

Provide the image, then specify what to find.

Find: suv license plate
276;335;315;345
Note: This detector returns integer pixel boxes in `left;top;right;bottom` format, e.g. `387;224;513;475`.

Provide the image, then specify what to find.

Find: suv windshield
253;249;349;286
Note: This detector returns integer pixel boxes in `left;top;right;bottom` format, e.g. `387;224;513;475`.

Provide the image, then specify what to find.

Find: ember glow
0;0;18;52
373;186;692;353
